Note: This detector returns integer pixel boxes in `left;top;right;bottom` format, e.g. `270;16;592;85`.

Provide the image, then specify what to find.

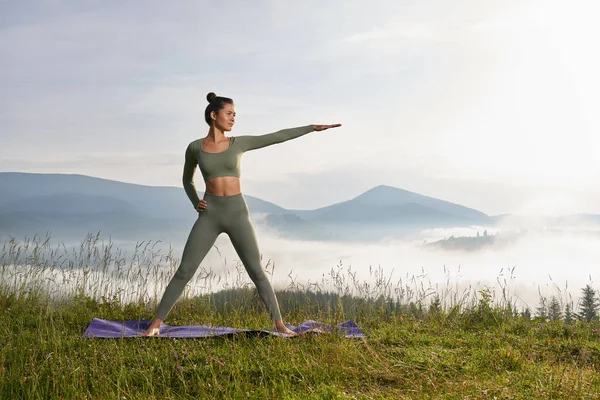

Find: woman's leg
154;212;221;321
225;201;283;323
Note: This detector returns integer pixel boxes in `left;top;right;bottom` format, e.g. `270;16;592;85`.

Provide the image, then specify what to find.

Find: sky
1;0;599;216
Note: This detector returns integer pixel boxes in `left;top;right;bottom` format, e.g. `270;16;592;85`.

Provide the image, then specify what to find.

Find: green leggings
155;192;282;321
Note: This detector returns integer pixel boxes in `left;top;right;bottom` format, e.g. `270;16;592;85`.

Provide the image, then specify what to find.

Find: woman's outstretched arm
237;124;341;152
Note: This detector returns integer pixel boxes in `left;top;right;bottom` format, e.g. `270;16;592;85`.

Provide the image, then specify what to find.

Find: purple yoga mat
83;318;366;339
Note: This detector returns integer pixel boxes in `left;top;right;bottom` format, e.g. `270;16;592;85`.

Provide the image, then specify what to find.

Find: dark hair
204;92;234;125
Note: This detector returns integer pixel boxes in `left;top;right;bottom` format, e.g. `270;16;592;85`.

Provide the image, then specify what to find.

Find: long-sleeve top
182;125;315;207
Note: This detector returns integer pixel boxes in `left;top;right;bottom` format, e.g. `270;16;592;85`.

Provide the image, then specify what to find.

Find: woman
142;92;341;336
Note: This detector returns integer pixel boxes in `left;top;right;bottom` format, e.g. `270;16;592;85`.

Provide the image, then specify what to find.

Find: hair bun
206;92;217;102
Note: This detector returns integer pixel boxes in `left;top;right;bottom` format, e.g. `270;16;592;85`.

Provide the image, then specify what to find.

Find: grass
1;233;600;399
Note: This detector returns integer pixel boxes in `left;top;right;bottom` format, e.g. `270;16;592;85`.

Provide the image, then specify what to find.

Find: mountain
0;172;285;219
2;172;598;243
1;192;138;215
0;172;286;242
287;185;491;230
303;184;487;220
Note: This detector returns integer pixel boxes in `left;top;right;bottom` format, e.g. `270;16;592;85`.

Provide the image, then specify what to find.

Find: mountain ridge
1;172;598;242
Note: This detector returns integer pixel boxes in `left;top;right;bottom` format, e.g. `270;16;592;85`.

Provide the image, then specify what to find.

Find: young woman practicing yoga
142;92;341;336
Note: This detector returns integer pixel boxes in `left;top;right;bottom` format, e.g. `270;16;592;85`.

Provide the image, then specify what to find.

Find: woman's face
212;103;236;132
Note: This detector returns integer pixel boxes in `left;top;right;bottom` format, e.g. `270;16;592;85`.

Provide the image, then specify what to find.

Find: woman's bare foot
141;318;163;337
275;320;298;336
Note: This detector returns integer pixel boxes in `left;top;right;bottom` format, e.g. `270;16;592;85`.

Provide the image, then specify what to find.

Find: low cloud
111;224;600;310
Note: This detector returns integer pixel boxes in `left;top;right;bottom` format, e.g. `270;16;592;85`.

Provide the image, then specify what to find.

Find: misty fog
136;220;600;311
3;221;599;313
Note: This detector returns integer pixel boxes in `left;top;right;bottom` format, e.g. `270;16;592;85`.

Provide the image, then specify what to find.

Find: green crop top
182;125;315;207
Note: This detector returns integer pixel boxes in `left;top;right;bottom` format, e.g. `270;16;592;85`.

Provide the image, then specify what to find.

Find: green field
1;234;600;399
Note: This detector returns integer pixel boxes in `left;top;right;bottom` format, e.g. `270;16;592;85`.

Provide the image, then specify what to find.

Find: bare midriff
204;176;241;196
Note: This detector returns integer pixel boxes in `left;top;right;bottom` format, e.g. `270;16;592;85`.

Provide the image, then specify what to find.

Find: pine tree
578;285;599;322
548;297;562;321
564;302;573;325
536;297;547;321
408;301;424;320
428;295;442;315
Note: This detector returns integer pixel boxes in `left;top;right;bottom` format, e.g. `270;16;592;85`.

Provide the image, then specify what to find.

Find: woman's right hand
313;123;342;131
196;199;207;212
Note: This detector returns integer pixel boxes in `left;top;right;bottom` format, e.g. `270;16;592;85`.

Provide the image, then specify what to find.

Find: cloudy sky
1;0;599;216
